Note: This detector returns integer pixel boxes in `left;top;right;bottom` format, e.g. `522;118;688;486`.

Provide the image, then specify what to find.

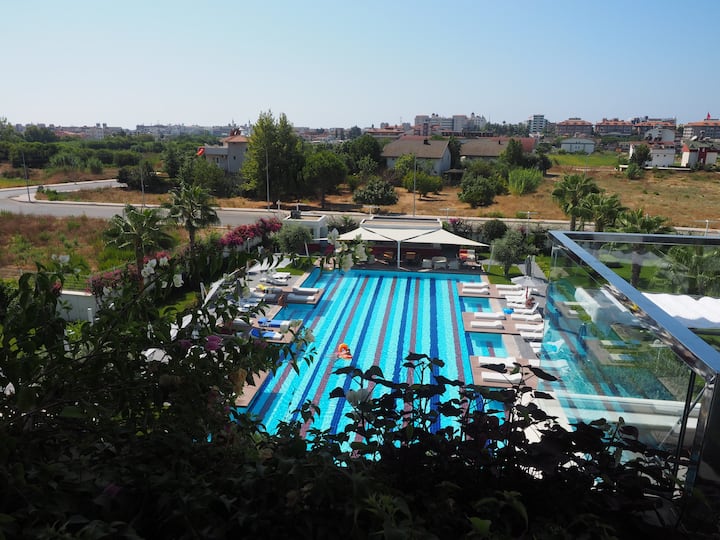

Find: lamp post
412;154;417;217
21;150;31;203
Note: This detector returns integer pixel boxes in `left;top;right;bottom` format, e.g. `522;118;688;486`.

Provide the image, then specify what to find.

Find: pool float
337;343;352;360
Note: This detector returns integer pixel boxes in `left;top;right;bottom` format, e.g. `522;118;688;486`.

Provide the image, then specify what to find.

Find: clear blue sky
3;0;718;130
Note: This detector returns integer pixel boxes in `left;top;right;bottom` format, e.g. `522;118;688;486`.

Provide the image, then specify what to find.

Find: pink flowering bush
219;218;282;248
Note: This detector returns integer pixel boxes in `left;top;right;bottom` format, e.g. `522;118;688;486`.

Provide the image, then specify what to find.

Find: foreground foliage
0;253;717;538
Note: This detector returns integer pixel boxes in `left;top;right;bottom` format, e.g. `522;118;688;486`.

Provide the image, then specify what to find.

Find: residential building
414;113;487;137
629;142;675;167
528;114;547;135
364;126;407;139
681;140;719;167
631;116;676;136
682;117;720;140
556;117;594;137
594;118;633;137
559;137;595;153
381;136;451;175
460;137;537;160
200;130;248;174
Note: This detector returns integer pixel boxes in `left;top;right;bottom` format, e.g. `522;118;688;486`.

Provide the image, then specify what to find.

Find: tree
241;111;305;201
551;174;600;231
499;138;525;167
491;229;530;278
352;178;398;207
179;155;233;197
302;149;348;209
348;134;382;167
630;143;651;166
447;135;462;168
614;208;674;287
458;173;501;208
579;192;626;232
104;204;174;284
163;182;220;252
274;223;313;254
480;219;508;243
402;171;442;199
625;162;644;180
162;143;182;179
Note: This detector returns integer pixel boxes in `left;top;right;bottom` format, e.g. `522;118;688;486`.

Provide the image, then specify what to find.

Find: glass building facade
545;231;720;511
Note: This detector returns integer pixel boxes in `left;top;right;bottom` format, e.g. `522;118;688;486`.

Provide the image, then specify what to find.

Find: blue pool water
246;269;505;434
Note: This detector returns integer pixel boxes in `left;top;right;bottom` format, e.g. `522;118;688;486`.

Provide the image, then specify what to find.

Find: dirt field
2;164;719;276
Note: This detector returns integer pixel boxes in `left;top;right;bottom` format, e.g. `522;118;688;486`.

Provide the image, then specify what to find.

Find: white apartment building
528;114;547;135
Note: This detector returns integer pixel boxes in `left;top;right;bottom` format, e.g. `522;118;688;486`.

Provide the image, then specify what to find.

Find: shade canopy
644;293;720;329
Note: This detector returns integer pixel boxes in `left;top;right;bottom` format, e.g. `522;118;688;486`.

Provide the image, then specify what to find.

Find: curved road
0;180;281;227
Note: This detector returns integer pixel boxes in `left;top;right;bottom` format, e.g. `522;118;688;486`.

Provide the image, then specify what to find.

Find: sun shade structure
337;216;486;267
644;293;720;330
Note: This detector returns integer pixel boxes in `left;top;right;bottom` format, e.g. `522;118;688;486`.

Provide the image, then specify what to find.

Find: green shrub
507;168;542;195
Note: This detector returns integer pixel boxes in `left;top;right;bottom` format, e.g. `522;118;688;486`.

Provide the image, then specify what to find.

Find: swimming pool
246;269;506;434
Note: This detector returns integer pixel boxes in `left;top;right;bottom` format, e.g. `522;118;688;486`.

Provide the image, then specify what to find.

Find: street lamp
412;139;431;217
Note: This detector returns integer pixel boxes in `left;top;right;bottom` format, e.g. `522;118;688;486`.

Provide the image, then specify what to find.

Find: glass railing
545;231;720;498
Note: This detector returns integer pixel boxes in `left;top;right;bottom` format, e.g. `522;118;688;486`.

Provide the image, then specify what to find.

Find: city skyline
3;1;718;130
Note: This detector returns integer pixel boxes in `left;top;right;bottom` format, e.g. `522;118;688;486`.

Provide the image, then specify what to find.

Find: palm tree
579;192;626;232
104;204;174;285
163;182;220;252
652;246;720;296
551;174;600;231
614;208;674;287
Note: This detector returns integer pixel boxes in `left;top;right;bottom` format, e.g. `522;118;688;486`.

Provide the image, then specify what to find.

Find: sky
3;0;718;130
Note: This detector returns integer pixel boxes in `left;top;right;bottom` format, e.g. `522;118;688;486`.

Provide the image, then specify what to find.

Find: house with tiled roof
460;137;536;160
556;118;593;137
199;131;248;174
682;118;720;140
594;118;633;137
381;137;451;175
681;140;719;167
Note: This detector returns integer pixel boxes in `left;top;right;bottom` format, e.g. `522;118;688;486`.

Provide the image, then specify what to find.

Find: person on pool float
337;343;352;359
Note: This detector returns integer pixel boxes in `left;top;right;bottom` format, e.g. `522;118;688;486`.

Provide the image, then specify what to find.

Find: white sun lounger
511;304;539;315
495;284;523;291
511;313;543;322
470;320;504;329
474;311;505;319
292;286;320;295
286;293;316;303
520;330;544;341
481;371;523;384
515;323;544;332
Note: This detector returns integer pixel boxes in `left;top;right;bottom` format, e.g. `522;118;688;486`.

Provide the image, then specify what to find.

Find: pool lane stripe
298;275;382;437
253;273;359;422
325;277;400;435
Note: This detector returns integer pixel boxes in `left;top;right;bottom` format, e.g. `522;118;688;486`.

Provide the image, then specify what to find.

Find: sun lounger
515;323;544;332
286;293;316;303
460;281;487;287
481;371;523;384
463;287;490;295
470;320;504;329
520;330;544;341
511;304;539;315
495;284;523;291
249;328;283;341
477;355;519;366
474;311;505;319
292;286;320;295
511;313;543;322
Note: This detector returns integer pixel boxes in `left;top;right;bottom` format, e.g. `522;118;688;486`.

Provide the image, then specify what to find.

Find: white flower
173;274;184;288
327;228;339;246
304;329;315;343
355;244;368;262
147;258;158;268
102;286;111;297
161;281;168;289
3;382;15;396
159;256;169;267
141;265;155;278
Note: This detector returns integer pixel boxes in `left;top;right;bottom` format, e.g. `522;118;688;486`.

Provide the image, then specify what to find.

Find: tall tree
104;205;174;285
551;174;600;231
447;136;462;168
630;143;651;166
579;192;626;232
242;111;304;201
614;208;674;287
499;138;525;167
302;150;348;209
163;182;220;252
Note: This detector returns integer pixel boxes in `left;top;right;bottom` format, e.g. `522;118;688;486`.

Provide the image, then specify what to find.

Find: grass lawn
551;152;620;168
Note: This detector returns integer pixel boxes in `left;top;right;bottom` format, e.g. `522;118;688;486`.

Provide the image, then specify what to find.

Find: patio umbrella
511;274;545;298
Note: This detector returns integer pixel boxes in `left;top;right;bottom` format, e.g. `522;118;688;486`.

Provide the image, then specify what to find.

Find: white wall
59;290;98;322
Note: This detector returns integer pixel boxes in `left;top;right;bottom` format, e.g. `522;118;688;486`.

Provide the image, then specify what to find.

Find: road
0;179;282;227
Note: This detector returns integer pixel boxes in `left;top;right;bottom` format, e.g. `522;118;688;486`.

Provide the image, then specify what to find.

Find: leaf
531;390;555;400
329;387;346;399
405;352;428;362
364;365;384;379
528;366;558;381
59;405;86;419
468;517;492;534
